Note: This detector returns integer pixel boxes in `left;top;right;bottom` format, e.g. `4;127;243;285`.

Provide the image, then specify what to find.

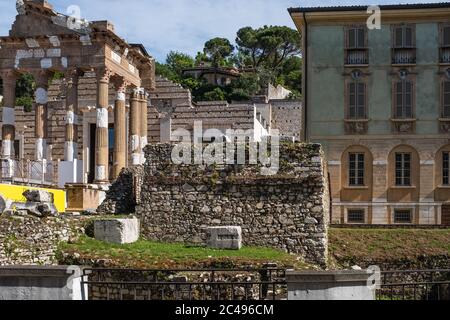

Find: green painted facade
307;22;443;141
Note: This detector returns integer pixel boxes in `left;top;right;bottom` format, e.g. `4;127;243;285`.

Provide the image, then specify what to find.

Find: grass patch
60;236;310;269
329;228;450;266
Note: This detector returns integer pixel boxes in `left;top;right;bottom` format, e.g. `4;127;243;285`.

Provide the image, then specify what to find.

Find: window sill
390;118;416;122
344;186;370;190
437;185;450;189
390;186;417;189
391;63;416;67
439;118;450;122
344;64;369;68
344;119;370;123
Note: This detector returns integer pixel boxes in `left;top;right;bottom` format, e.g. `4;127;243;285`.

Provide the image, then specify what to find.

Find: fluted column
129;88;141;165
140;90;149;164
64;69;81;162
33;71;50;161
112;77;127;179
94;68;111;184
0;70;18;160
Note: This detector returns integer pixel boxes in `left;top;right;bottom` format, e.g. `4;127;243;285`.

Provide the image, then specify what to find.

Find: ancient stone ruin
103;142;330;266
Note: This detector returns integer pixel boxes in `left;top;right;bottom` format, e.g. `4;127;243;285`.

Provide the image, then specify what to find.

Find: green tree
203;38;234;67
236;26;301;73
203;87;226;101
15;74;35;111
166;51;195;77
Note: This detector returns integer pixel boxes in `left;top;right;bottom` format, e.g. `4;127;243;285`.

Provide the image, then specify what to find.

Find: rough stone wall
97;166;144;215
0;215;86;266
137;143;329;266
270;99;302;141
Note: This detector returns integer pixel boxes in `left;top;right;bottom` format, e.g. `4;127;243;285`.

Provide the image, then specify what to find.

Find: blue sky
0;0;441;62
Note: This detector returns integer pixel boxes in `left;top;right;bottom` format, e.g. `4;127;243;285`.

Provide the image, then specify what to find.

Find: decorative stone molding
391;118;416;134
439;119;450;134
344;119;369;135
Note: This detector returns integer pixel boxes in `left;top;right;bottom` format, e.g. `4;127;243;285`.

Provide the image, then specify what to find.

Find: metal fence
377;269;450;300
0;158;57;187
81;268;287;301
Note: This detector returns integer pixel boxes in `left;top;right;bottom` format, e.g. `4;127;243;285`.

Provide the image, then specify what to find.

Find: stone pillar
129;88;141;166
64;69;80;162
112;78;127;179
94;68;111;184
0;71;18;160
140;91;149;164
33;71;50;161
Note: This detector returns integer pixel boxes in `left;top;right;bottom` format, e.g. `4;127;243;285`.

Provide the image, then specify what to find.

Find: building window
394;209;413;224
443;80;450;118
444;152;449;186
349;153;365;186
348;82;366;119
345;27;368;65
394;80;414;118
395;153;411;186
392;25;416;64
440;25;450;64
348;209;365;223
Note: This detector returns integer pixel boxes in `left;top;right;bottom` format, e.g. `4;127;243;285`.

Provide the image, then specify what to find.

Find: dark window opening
348;209;365;223
395;153;412;186
394;209;413;224
349;153;365;186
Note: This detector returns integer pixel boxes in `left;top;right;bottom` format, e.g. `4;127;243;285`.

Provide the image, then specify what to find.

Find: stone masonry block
206;226;242;250
94;218;140;244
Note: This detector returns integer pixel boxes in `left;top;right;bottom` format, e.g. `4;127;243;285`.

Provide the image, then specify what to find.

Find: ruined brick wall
137;143;329;267
0;215;86;266
270;99;302;141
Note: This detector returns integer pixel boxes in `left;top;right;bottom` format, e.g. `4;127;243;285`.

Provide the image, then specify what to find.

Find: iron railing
0;158;57;187
81;268;287;301
377;269;450;300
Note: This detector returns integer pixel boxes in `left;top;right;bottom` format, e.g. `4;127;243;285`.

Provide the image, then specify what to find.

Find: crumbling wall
0;215;86;266
97;166;144;215
137;143;329;267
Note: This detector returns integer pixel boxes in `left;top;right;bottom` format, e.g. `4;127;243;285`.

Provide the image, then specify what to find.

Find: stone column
33;71;50;161
94;68;111;184
140;91;149;164
0;71;18;160
64;69;81;162
112;78;127;179
129;88;141;166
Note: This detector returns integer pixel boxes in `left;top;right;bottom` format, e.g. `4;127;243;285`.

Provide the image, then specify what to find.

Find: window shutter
405;26;413;47
357;83;366;118
394;27;403;47
349;82;356;118
444;81;450;117
395;82;403;117
348;28;356;48
443;26;450;46
357;28;365;48
405;81;413;118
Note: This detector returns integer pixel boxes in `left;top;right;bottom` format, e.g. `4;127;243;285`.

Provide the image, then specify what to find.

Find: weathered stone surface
23;190;54;203
206;226;242;250
94;218;140;244
135;143;329;267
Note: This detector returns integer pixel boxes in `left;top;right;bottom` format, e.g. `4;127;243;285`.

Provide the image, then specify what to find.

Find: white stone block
94;218;140;244
205;226;242;250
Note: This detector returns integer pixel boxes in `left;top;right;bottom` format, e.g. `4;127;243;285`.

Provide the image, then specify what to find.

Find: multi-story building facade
290;3;450;225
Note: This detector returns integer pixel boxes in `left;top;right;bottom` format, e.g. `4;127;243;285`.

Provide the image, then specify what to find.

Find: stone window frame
441;73;450;119
435;145;450;187
347;208;366;224
393;75;415;119
391;24;416;65
387;144;420;190
341;145;373;190
348;152;365;186
439;23;450;64
345;70;369;120
344;25;369;65
395;152;412;186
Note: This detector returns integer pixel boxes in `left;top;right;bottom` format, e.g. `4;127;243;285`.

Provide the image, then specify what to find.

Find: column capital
0;69;20;84
111;76;129;93
64;68;83;83
95;67;113;83
31;70;52;89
